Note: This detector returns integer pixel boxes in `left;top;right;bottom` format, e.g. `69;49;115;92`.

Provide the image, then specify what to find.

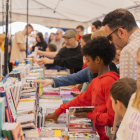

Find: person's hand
111;134;115;140
45;112;58;122
37;50;43;56
74;84;83;90
73;111;88;118
36;58;54;65
33;79;54;88
36;58;45;66
33;41;37;46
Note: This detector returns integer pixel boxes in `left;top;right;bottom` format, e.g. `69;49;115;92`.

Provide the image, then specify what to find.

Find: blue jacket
53;68;97;88
53;62;118;88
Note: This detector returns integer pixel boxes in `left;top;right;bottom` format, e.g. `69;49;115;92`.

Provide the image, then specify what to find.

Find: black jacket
46;44;83;74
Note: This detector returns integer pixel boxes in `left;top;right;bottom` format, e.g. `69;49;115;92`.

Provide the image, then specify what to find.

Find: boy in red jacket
45;37;119;140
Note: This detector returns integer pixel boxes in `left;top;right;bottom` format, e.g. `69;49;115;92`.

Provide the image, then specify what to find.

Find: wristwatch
111;127;116;135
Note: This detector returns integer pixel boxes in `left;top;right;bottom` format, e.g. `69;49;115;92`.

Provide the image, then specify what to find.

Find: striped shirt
120;29;140;80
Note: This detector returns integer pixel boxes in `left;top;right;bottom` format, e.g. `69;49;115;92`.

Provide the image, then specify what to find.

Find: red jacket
55;71;119;140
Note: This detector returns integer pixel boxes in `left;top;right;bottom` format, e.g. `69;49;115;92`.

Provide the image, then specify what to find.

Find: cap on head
63;30;76;39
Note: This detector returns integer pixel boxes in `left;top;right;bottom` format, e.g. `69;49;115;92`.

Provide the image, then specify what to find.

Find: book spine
5;108;10;122
0;92;12;122
8;105;15;122
4;85;17;121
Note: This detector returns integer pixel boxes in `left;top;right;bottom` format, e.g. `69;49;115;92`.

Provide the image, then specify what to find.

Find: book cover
12;122;24;140
2;123;8;138
4;84;17;122
10;87;16;110
0;98;5;136
6;123;15;140
68;131;100;140
68;107;94;132
0;91;11;122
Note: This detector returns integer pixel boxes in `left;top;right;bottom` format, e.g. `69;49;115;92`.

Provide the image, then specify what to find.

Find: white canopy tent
0;0;140;28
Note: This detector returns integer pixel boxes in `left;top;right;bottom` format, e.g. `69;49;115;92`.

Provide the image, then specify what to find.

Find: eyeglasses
107;27;124;41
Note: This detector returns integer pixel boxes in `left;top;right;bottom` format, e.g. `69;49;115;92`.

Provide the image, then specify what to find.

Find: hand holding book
45;112;58;122
73;111;88;118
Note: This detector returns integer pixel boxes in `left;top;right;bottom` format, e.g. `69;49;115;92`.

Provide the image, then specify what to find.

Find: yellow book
54;130;61;137
39;83;43;95
19;100;35;102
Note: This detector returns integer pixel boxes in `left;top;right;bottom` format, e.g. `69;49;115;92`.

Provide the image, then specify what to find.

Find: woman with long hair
48;33;55;44
32;32;47;52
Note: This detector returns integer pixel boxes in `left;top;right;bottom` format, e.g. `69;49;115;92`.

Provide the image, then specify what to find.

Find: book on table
68;106;100;140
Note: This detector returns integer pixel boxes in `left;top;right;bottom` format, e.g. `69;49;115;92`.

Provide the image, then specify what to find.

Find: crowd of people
1;8;140;140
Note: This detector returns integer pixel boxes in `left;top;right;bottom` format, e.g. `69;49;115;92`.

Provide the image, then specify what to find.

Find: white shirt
120;29;140;80
116;93;140;140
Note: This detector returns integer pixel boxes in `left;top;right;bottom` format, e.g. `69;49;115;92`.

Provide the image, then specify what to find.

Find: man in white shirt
102;9;140;81
10;24;34;62
102;8;140;138
50;29;64;52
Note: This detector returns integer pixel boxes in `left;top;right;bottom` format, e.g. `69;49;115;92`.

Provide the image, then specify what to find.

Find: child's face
86;55;99;73
110;95;126;118
110;96;118;113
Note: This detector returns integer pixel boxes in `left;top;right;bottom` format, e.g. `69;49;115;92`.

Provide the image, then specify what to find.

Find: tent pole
4;0;9;75
2;0;4;33
10;0;12;36
26;0;29;58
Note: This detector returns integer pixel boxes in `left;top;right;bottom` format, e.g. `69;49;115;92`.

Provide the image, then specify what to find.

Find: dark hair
76;25;84;31
92;20;102;29
102;9;137;32
82;34;91;43
82;37;116;65
48;33;55;44
48;44;57;52
36;32;45;43
25;24;34;30
110;78;137;108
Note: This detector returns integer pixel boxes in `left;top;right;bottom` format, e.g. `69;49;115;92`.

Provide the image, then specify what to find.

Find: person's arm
8;45;11;53
120;50;136;80
55;83;93;116
43;54;83;69
87;86;115;126
53;68;91;87
37;50;58;58
18;43;25;51
34;68;93;88
53;54;83;69
16;32;26;51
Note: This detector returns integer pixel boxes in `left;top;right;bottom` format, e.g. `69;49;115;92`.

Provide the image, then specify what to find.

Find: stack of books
44;70;58;79
24;127;67;140
0;84;17;123
16;84;38;129
68;106;100;140
41;87;60;100
60;87;80;104
39;99;66;125
2;122;24;140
